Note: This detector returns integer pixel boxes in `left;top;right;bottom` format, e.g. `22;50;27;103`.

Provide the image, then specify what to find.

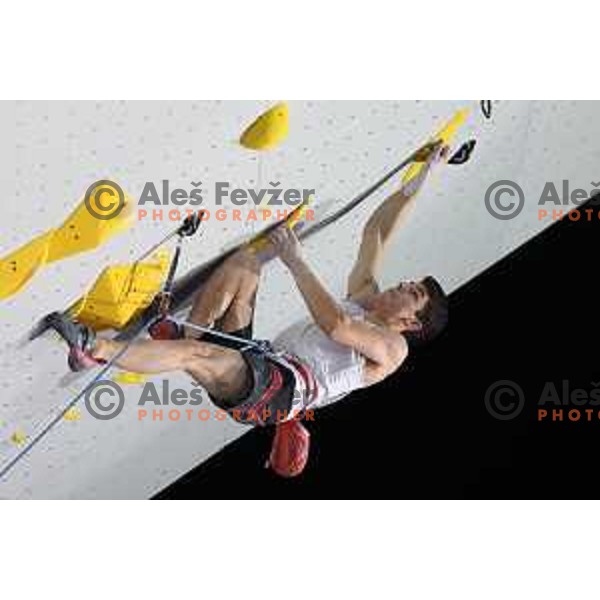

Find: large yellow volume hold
0;231;52;300
71;249;171;331
240;102;289;150
0;182;133;301
47;180;134;263
402;108;470;186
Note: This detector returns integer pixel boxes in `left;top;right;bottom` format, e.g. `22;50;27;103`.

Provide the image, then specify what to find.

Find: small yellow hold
113;371;146;385
10;430;27;446
63;407;81;421
240;102;289;151
0;231;52;300
402;108;470;186
249;195;314;253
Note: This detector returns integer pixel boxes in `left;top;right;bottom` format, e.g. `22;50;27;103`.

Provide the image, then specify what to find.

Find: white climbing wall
1;101;599;498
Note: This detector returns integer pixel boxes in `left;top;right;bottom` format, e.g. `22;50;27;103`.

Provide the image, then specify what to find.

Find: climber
45;141;449;428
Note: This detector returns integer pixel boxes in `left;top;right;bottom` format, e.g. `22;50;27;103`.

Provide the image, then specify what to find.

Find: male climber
46;142;449;454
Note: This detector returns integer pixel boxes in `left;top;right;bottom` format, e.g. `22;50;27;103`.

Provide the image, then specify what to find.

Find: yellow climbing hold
63;407;81;421
0;182;134;301
113;371;146;385
249;195;314;253
402;108;470;186
240;102;289;150
71;248;171;331
10;429;27;446
0;231;52;300
46;181;134;263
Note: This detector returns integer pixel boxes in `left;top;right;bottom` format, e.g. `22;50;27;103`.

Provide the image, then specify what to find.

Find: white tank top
272;299;367;410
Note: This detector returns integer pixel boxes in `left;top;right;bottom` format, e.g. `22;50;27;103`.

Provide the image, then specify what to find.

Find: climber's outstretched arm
347;143;449;300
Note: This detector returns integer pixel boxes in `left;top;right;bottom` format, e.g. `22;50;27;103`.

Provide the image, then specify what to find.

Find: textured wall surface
1;101;598;498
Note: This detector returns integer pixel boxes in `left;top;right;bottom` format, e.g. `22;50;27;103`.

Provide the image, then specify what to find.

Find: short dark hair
404;275;448;348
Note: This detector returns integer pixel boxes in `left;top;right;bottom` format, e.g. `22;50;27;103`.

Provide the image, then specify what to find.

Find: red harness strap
282;354;320;416
227;365;285;426
227;353;320;426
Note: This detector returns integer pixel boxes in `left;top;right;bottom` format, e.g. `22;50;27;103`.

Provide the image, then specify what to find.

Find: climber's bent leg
94;338;252;403
188;247;263;336
94;337;297;418
43;304;296;413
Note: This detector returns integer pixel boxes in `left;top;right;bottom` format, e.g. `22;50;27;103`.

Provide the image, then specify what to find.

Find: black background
156;199;600;499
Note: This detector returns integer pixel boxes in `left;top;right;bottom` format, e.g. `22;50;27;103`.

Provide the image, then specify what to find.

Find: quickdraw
481;100;493;120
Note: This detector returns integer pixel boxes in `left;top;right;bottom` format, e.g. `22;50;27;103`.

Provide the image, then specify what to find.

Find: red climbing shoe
40;312;101;372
